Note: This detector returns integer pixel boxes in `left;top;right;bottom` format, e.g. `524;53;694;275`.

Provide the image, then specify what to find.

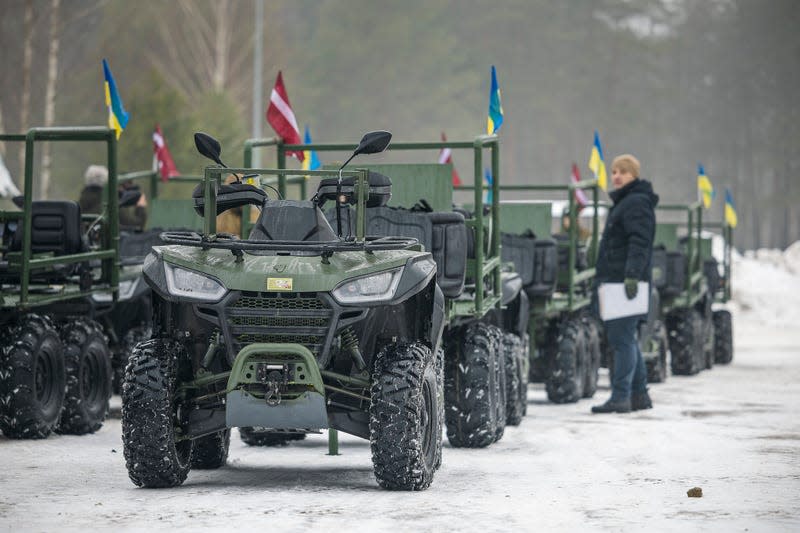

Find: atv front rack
159;231;419;256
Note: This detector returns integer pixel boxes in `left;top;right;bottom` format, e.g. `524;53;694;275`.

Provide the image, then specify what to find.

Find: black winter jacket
595;178;659;283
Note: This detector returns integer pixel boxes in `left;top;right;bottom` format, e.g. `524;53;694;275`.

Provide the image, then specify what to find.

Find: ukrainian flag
697;164;715;209
302;125;321;171
487;65;504;135
588;130;607;191
103;59;129;139
725;188;738;228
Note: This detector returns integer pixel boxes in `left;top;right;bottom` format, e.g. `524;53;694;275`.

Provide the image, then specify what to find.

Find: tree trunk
213;0;231;92
19;0;34;175
40;0;61;200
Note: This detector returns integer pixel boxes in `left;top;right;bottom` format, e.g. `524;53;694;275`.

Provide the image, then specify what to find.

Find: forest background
0;0;797;250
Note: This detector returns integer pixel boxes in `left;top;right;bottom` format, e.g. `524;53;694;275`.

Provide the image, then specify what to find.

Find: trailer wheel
668;309;704;375
191;429;231;469
712;310;733;364
57;319;111;435
487;325;507;442
582;318;602;398
0;315;65;439
545;318;587;404
444;322;502;448
370;341;441;491
502;332;526;426
644;321;669;383
122;339;193;488
239;428;307;446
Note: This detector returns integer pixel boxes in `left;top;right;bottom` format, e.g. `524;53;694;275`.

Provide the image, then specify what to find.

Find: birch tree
39;0;61;199
18;0;34;174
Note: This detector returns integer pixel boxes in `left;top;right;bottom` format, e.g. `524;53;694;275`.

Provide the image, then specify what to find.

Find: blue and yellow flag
487;65;504;135
588;130;607;191
102;59;129;139
484;167;494;204
725;188;738;228
697;164;715;209
302;125;321;171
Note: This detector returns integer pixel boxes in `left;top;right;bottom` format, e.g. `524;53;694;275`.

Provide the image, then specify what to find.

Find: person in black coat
592;154;659;414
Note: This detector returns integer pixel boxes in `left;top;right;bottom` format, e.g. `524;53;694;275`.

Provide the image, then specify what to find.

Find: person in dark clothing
78;164;108;215
592;154;659;414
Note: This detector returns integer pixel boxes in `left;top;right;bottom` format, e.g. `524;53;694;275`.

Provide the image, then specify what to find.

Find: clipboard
598;282;650;321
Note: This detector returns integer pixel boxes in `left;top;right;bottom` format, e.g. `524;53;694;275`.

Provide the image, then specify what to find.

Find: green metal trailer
0;126;119;439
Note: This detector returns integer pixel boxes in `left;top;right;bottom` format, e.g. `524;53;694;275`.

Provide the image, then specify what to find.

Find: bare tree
18;0;34;173
39;0;62;199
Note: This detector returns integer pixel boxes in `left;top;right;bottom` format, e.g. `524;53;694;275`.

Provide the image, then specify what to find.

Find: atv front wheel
545;318;587;404
644;321;669;383
487;325;507;442
370;342;441;490
122;339;193;488
113;325;151;394
444;322;502;447
0;315;65;439
191;429;231;469
239;428;307;447
582;317;602;398
57;319;111;435
713;310;733;364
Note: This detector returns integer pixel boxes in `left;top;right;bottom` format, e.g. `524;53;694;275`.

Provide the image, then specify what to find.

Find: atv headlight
332;268;403;304
164;264;227;302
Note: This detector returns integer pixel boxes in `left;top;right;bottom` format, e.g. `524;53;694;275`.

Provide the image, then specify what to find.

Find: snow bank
730;240;800;327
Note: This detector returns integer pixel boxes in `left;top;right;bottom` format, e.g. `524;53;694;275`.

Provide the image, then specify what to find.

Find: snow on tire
668;309;704;375
57;319;111;435
122;338;193;488
713;310;733;365
370;341;441;491
545;318;587;404
502;332;526;426
0;314;64;439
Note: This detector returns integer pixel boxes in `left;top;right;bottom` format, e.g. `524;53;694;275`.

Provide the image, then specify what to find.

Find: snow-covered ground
2;244;799;532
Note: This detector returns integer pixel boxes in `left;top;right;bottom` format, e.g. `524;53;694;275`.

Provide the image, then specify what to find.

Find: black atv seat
363;206;467;298
316;171;391;208
192;181;267;216
11;200;84;256
248;200;338;242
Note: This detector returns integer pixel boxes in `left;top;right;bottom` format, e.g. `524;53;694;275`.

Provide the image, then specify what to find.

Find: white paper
598;282;650;321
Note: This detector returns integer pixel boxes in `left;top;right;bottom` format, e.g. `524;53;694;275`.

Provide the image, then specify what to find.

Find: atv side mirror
353;130;392;156
194;132;225;166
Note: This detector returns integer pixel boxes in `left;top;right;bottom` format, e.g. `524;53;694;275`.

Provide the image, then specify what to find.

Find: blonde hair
611;154;641;178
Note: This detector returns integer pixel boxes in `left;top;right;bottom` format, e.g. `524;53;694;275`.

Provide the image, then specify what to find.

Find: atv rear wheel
668;309;704;375
644;321;669;383
191;429;231;469
502;332;526;426
122;339;193;488
0;315;65;439
582;317;602;398
712;310;733;364
370;342;442;491
545;318;587;404
239;428;307;447
57;319;111;435
444;322;503;448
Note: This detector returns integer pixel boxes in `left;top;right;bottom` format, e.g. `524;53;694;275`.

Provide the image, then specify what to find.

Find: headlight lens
165;264;227;302
332;268;402;304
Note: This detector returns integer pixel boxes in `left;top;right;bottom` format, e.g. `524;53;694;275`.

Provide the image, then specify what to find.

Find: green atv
122;131;445;490
0;127;123;439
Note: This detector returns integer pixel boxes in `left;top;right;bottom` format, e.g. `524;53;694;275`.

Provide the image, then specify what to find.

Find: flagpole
252;0;264;168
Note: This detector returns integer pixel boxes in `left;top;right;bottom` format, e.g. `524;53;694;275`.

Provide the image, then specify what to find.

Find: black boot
591;398;631;414
631;390;653;411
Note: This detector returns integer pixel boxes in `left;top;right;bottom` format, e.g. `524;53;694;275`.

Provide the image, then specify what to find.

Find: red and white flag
153;125;180;182
438;132;461;186
267;71;304;162
572;162;588;208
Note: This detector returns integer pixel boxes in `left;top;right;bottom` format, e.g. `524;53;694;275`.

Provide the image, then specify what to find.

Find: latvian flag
153;125;180;182
571;162;588;209
267;71;304;162
438;132;461;186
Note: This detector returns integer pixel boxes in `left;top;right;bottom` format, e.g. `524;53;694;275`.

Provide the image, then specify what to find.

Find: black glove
624;278;638;300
